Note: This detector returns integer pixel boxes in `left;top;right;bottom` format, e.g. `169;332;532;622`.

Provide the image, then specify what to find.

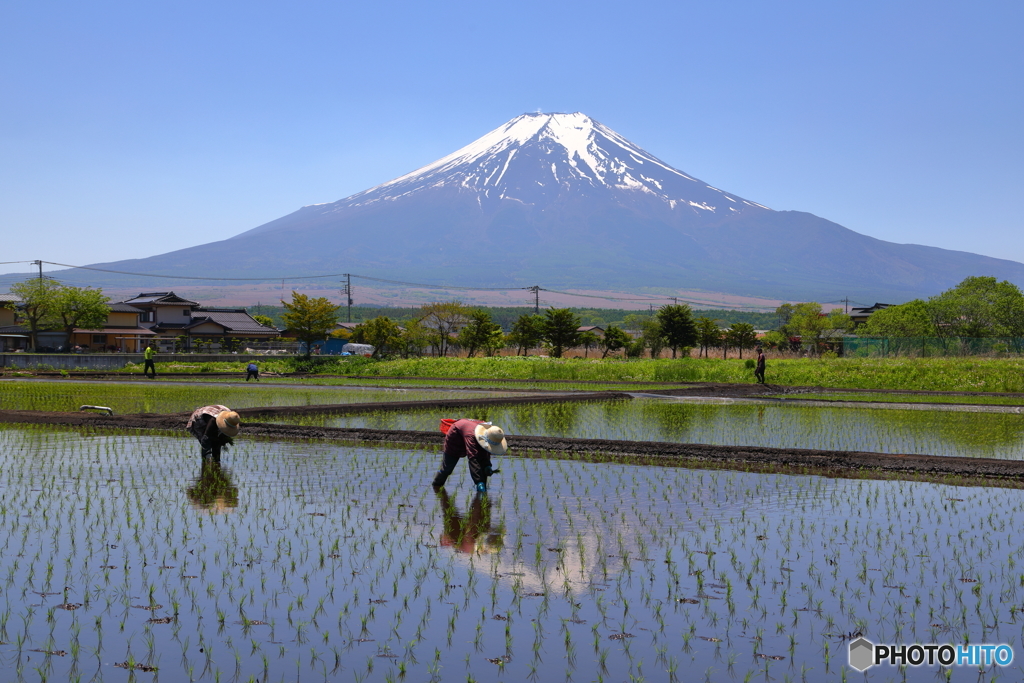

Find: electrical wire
10;260;779;311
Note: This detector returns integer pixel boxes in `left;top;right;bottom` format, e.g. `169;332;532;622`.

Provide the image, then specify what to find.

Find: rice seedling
0;419;1019;680
0;378;528;415
267;397;1024;460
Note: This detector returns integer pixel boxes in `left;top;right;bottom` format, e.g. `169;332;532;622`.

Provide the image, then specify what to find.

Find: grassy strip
51;354;1024;393
772;392;1024;406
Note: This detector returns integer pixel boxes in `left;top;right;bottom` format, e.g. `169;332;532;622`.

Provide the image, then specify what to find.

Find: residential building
0;293;28;352
849;303;892;327
120;292;280;351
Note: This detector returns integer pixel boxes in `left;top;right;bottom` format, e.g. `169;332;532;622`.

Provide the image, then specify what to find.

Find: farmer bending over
186;405;241;463
431;419;506;493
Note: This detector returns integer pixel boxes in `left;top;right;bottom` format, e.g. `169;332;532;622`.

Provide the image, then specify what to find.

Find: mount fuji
69;112;1024;301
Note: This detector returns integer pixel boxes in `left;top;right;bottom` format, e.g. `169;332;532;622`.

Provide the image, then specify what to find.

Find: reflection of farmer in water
436;488;504;554
186;459;239;514
186;405;241;463
431;419;507;493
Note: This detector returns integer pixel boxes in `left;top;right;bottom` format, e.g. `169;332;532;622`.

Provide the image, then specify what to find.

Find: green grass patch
104;355;1024;393
772;391;1024;406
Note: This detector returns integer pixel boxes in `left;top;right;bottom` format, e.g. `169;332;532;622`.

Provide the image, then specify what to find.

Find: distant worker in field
186;405;241;463
245;361;259;382
754;346;766;384
143;343;157;378
431;419;506;493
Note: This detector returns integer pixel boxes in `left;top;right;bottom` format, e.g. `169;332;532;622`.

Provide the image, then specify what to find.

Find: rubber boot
476;481;487;494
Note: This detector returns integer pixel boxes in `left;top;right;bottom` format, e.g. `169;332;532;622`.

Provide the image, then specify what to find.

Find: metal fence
842;337;1024;357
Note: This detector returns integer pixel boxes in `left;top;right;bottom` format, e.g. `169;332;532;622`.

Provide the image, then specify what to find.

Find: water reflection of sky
1;426;1021;682
268;397;1024;459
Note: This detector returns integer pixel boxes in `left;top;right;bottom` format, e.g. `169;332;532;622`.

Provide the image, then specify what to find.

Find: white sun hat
474;424;507;455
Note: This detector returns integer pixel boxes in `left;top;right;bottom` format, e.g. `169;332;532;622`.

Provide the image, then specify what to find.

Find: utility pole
342;274;353;322
33;260;43;285
528;286;540;314
842;297;850;314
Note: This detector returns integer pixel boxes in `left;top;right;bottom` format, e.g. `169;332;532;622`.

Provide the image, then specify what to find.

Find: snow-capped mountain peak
332;112;770;215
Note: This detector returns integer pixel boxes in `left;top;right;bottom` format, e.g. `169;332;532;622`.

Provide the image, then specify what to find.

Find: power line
12;260;777;311
537;287;773;310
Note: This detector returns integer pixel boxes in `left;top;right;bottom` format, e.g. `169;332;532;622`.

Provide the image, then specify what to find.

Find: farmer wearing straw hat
431;419;506;493
186;405;241;463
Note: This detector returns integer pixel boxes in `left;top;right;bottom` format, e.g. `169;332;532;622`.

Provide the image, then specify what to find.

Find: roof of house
121;292;199;306
108;302;142;313
190;309;280;335
0;294;20;304
0;324;28;335
850;303;893;315
578;326;604;332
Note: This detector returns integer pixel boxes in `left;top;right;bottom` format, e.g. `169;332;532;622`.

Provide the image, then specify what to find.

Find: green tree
625;314;665;359
539;308;581;358
775;303;795;330
577;330;599;358
353;316;402;357
598;325;630;360
457;310;503;358
786;303;852;353
695;316;721;358
251;314;276;329
52;285;110;350
396;319;432;358
656;304;697;358
861;300;936;337
625;337;646;358
481;326;506;357
280;292;340;358
419;301;470;357
10;278;62;351
723;322;758;359
927;276;1024;338
599;325;631;358
507;314;544;356
759;329;789;350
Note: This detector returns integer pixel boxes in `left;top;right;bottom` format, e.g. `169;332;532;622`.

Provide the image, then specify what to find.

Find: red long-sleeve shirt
443;419;486;458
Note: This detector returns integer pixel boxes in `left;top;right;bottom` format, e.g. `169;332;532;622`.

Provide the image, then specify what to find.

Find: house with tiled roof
62;302;156;352
120;292;279;351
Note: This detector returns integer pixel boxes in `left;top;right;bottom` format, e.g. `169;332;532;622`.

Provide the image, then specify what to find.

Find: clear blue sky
2;0;1021;274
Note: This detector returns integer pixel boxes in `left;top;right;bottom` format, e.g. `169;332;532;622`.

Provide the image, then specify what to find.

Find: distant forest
249;304;781;331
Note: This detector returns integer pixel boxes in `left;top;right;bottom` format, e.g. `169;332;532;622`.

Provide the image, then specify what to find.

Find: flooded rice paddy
266;398;1024;460
0;425;1021;681
0;380;532;415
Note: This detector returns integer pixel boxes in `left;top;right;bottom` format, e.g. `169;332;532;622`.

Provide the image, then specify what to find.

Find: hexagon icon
848;637;875;672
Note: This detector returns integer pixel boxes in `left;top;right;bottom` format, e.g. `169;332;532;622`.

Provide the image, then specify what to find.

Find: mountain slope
56;112;1024;301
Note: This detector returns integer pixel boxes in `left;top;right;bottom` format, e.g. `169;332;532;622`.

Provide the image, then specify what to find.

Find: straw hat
474;424;507;455
216;410;241;437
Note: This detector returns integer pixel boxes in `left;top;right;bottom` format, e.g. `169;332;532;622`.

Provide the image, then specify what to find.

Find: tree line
254;303;778;331
857;276;1024;339
282;293;769;359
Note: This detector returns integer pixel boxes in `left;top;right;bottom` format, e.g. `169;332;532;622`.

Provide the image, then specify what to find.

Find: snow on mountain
321;112;769;216
55;111;1024;303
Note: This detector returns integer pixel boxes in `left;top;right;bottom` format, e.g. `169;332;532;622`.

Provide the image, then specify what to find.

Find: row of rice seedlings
0;379;519;415
0;424;1020;681
267;398;1024;459
772;391;1024;406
